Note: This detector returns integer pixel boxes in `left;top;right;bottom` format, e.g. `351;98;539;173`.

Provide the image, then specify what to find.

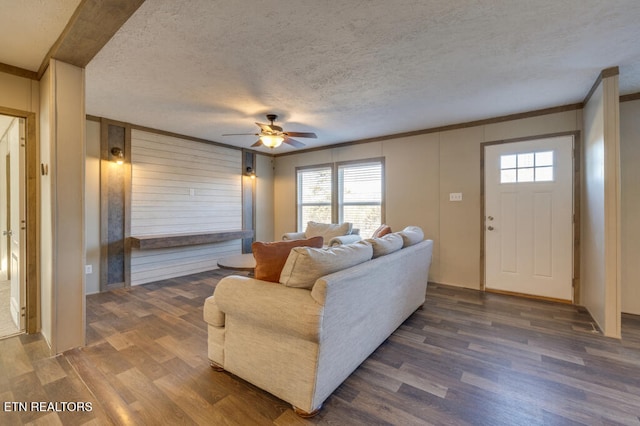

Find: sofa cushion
327;234;362;247
365;233;404;258
397;226;424;247
371;224;392;238
279;241;373;289
304;221;352;240
252;236;324;282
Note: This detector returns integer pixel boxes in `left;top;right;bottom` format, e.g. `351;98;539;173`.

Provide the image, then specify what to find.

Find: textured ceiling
78;1;640;152
0;0;82;71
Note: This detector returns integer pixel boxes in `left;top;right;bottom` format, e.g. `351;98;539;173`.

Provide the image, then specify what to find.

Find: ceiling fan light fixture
225;114;314;149
260;134;284;148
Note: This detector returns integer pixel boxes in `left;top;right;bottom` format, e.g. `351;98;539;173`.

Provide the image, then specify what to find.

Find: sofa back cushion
252;236;324;282
305;221;352;240
397;226;424;247
371;224;392;238
280;241;373;289
365;232;404;258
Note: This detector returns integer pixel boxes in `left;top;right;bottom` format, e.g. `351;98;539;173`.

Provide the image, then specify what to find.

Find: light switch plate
85;265;93;274
449;192;463;201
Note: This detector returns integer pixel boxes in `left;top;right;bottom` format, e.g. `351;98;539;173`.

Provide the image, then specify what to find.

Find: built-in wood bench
130;229;254;250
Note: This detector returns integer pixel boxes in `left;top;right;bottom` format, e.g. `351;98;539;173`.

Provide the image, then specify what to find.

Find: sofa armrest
328;234;362;246
213;275;324;341
203;296;225;326
282;231;306;240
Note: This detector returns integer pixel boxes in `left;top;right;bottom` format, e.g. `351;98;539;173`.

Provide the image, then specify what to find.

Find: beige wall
39;67;53;346
40;60;86;353
620;99;640;315
581;75;621;338
255;154;275;242
85;120;101;294
274;110;580;288
0;72;39;114
604;78;621;337
582;83;606;326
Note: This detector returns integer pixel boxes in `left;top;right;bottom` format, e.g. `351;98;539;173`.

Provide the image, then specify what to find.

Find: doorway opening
0;108;38;339
0;114;25;338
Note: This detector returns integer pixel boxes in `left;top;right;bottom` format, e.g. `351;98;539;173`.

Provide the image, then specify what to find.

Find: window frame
295;157;386;234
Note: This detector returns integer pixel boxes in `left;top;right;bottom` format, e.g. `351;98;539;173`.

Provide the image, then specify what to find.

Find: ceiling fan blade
256;122;274;133
251;139;263;147
284;131;317;139
283;137;305;148
222;133;258;136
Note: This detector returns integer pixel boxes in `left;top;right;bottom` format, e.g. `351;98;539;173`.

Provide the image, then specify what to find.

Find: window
297;165;332;231
500;151;554;183
338;161;383;238
296;158;385;237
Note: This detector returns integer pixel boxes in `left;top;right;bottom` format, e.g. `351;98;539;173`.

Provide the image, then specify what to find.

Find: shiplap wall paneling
130;241;240;285
130;130;242;285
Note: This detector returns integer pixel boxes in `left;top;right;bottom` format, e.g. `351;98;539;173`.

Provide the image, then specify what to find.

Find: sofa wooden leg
293;405;321;418
209;361;224;372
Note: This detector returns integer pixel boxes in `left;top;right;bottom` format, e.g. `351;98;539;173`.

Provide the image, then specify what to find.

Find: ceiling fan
223;114;317;149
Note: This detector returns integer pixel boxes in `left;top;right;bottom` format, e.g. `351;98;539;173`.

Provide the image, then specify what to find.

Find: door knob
487;226;494;231
487;216;494;221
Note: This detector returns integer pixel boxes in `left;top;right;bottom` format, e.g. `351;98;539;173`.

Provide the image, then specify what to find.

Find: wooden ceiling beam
37;0;146;79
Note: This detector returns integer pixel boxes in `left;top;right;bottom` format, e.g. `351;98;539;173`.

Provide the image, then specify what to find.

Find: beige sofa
204;231;433;416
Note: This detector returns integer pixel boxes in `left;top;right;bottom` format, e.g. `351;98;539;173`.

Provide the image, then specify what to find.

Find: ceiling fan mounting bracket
266;114;278;123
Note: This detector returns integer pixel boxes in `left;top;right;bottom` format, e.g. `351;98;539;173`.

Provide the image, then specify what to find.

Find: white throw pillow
304;221;352;240
365;233;404;258
397;226;424;247
279;241;373;289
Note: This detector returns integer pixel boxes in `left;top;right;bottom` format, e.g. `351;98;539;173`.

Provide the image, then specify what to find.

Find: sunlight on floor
0;277;20;339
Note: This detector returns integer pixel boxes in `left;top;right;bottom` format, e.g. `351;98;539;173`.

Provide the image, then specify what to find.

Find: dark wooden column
242;151;256;253
100;119;131;291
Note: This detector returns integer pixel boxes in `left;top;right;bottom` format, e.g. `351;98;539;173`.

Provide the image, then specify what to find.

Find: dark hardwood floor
1;269;640;425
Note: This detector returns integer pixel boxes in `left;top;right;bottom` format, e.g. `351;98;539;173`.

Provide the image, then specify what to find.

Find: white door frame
0;107;38;333
480;131;581;303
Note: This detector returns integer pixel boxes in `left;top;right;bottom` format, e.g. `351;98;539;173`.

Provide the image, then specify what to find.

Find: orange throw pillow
252;236;324;282
371;224;392;238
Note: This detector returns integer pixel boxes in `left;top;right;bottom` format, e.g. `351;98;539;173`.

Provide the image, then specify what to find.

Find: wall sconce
111;147;124;165
245;166;256;179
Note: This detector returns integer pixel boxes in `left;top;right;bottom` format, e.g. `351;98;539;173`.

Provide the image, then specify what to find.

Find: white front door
484;135;574;301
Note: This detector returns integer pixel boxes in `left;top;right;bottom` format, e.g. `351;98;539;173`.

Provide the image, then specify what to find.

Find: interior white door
8;118;25;331
485;136;573;301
